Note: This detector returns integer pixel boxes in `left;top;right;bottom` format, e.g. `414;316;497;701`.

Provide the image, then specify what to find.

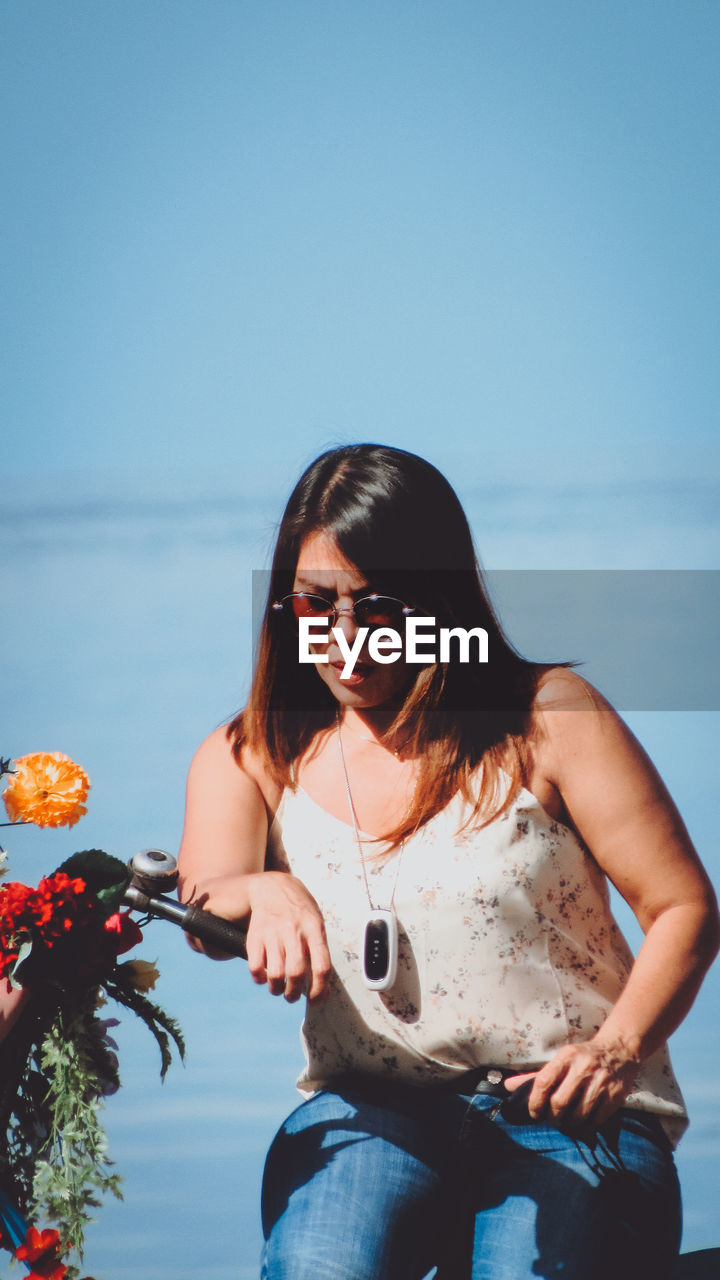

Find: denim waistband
327;1065;539;1101
434;1065;524;1097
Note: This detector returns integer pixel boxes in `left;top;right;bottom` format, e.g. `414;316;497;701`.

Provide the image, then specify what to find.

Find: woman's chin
318;663;402;708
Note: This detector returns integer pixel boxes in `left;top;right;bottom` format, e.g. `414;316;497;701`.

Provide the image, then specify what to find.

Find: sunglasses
272;591;416;630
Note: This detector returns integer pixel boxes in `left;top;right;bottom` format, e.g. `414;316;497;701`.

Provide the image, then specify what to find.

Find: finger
307;925;333;1001
563;1070;612;1123
590;1091;627;1128
545;1064;595;1120
245;932;269;987
264;939;289;997
565;1073;628;1129
530;1043;601;1113
503;1072;536;1092
526;1056;573;1119
553;1087;604;1132
545;1058;623;1128
282;932;311;1003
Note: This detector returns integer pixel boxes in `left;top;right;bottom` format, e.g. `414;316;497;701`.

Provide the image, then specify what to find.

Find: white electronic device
361;909;399;990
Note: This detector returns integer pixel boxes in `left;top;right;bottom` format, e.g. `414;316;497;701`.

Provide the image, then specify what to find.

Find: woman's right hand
189;870;332;1003
245;871;332;1002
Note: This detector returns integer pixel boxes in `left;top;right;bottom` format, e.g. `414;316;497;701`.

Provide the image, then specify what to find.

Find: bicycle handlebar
123;850;248;960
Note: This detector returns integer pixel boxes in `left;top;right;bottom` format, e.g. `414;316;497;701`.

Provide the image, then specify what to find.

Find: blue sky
3;0;719;503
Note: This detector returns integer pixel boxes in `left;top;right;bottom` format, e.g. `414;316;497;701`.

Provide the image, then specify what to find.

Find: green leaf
57;849;131;914
103;971;186;1079
12;935;34;986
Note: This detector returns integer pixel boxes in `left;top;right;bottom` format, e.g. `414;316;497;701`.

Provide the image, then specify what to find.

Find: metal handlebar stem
123;850;248;960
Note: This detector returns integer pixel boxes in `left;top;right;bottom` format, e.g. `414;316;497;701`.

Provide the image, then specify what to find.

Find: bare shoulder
187;725;282;817
189;724;239;772
517;669;609;818
529;667;635;776
533;666;606;715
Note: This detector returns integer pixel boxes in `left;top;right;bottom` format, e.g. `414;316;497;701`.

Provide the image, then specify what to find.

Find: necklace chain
335;711;405;913
339;714;404;757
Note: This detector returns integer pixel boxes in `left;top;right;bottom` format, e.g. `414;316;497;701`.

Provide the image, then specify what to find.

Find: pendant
362;909;399;990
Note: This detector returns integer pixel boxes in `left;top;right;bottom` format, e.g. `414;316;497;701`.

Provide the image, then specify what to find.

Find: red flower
103;910;143;954
0;875;87;937
0;873;97;982
25;1265;67;1280
15;1226;67;1279
26;1265;67;1280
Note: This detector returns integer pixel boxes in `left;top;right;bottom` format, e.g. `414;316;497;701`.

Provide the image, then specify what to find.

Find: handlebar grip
181;904;248;960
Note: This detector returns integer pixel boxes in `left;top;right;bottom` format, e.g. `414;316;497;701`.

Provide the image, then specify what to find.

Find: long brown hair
229;444;552;847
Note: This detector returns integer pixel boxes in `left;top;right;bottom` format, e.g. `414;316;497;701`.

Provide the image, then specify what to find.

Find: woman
178;444;719;1280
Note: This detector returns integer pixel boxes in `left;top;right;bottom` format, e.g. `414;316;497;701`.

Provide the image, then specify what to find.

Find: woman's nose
333;606;360;640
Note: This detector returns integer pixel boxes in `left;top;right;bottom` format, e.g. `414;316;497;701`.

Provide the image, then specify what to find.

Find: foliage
0;755;185;1279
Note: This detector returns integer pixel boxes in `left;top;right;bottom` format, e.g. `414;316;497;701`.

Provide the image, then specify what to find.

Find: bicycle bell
129;848;180;894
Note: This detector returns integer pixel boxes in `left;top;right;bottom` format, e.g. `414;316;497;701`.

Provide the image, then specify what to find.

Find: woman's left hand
504;1036;639;1131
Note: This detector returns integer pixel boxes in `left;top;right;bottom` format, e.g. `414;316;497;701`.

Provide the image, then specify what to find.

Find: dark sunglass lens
356;596;408;628
290;593;334;620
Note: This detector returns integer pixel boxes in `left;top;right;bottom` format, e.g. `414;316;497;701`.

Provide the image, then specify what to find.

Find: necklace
335;712;404;991
339;714;405;758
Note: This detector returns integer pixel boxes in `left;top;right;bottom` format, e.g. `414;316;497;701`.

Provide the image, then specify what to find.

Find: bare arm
507;671;720;1127
177;727;331;1002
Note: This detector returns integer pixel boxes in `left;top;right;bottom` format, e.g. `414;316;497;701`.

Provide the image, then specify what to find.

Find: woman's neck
340;706;407;755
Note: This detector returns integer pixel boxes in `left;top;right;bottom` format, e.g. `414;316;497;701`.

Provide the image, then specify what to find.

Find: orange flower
3;753;90;829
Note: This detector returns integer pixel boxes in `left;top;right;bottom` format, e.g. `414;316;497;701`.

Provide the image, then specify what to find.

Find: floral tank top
265;774;688;1145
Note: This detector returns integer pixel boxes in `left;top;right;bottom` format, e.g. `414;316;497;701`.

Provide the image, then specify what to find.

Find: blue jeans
260;1078;681;1280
